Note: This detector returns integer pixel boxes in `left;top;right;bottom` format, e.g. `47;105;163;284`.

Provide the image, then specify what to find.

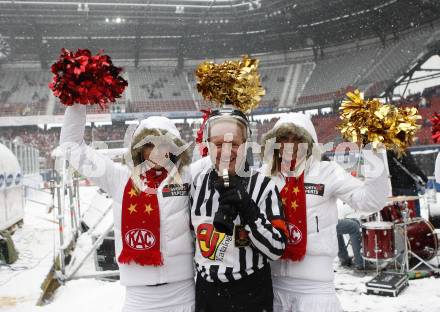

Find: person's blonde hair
261;123;315;175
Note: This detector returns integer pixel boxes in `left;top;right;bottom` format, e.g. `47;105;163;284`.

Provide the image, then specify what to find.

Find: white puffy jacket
59;104;194;286
264;113;391;282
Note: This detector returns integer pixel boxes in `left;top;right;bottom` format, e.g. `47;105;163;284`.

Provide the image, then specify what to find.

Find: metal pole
407;250;439;272
374;234;379;275
74;173;81;221
55;180;66;276
402;201;410;273
0;0;252;9
87;204;113;234
66;222;114;281
68;185;78;240
68;271;119;280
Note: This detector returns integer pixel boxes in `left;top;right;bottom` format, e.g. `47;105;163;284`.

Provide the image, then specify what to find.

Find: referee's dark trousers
195;265;273;312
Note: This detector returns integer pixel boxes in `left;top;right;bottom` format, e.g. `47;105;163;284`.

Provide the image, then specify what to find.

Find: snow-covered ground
1;186;439;312
0;186;124;312
336;267;440;312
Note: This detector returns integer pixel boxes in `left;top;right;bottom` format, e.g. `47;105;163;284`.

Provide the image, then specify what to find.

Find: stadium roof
0;0;439;64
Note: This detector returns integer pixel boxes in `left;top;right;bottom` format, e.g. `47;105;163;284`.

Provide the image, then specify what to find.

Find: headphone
202;108;252;143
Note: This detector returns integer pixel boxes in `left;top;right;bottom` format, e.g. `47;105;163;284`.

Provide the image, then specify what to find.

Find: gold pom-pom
195;55;265;113
337;89;421;154
389;106;421;154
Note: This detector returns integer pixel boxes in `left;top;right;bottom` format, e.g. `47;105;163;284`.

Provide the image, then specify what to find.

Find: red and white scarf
118;168;167;266
280;171;307;262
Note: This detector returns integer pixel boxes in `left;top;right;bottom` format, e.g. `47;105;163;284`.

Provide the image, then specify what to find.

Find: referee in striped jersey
190;108;287;312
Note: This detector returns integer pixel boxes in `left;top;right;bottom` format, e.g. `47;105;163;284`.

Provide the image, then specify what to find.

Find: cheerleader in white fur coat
260;113;390;312
59;104;195;312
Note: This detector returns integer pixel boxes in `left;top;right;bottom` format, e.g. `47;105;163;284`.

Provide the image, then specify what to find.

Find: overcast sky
395;55;440;96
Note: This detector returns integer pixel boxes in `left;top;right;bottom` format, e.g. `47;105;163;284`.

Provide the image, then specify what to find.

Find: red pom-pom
196;109;211;157
430;113;440;143
48;48;128;108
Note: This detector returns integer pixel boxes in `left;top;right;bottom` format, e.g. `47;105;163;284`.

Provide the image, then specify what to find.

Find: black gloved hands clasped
215;175;258;225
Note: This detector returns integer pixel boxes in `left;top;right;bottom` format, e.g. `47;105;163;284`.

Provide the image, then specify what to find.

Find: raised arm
59;104;129;197
331;150;390;213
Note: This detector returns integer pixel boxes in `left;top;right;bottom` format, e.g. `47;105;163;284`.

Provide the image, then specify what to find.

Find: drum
362;221;395;262
394;218;439;262
381;201;416;223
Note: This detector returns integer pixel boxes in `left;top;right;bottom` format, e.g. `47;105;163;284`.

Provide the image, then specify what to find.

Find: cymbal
387;195;420;202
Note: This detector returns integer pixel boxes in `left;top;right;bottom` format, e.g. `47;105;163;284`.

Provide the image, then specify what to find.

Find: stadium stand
1;89;439;169
259;66;289;107
0;25;439;169
0;25;438;117
301;47;379;98
297;26;439;108
359;28;435;89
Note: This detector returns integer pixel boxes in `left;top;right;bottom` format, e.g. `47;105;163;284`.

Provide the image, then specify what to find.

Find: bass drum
395;218;439;263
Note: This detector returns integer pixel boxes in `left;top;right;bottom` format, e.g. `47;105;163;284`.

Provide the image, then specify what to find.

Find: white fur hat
274;113;318;143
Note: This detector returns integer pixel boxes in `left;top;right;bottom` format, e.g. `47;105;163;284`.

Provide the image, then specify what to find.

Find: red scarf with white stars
280;172;307;261
118;169;167;266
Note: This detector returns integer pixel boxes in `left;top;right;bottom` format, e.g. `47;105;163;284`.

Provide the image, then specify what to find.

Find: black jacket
387;150;427;195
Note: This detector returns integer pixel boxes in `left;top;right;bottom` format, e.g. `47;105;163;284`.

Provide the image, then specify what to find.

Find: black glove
217;203;237;217
213;204;237;235
216;175;258;225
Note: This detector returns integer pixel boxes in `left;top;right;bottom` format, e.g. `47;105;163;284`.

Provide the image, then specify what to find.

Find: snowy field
0;186;439;312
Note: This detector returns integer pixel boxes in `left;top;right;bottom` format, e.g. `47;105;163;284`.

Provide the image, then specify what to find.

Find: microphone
213;168;237;235
222;168;230;188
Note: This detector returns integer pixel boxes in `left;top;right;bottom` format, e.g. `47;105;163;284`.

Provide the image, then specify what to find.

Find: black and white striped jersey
190;167;286;283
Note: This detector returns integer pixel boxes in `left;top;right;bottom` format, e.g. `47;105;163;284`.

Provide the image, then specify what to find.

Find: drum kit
361;195;440;274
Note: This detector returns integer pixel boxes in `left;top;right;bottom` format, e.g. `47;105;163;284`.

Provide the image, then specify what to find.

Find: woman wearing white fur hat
261;112;391;312
59;104;194;312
